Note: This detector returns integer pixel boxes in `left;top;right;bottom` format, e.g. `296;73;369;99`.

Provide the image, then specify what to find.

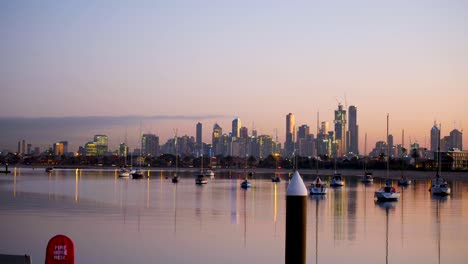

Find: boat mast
364;132;367;172
401;129;404;177
174;129;178;177
386;113;389;179
436;124;441;178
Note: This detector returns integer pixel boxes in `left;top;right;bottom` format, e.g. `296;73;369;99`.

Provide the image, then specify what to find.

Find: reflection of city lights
13;172;16;198
75;170;79;202
147;177;150;208
274;184;277;223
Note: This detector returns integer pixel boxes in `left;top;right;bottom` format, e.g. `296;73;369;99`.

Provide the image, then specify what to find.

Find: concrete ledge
0;254;32;264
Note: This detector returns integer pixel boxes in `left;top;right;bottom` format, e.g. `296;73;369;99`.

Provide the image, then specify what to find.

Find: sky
1;0;467;152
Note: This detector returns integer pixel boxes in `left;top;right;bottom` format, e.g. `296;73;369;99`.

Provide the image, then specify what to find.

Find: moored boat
429;124;451;196
309;176;328;195
118;168;130;178
398;177;412;186
45;167;54;173
131;169;144;179
330;173;344;187
240;179;251;189
374;114;400;202
374;180;400;201
204;170;215;179
361;172;373;183
195;174;208;185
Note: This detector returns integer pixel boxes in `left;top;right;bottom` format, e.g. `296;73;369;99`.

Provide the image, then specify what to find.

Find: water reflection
432;195;449;264
310;195;325;264
1;169;468;264
376;201;396;264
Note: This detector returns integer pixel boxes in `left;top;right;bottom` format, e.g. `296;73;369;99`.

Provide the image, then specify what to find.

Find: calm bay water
0;168;467;263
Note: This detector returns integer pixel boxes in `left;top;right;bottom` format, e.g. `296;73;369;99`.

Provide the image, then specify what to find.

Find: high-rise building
196;122;202;146
430;122;440;155
142;134;159;156
258;135;275;159
119;143;128;157
17;141;20;154
53;142;65;156
85;142;97;156
334;104;347;157
285;113;295;157
240;127;248;139
27;144;32;155
387;134;394;157
22;140;25;155
212;123;222;155
348;105;359;155
94;135;108;156
449;129;463;150
297;125;314;157
232;118;241;138
297;125;310;140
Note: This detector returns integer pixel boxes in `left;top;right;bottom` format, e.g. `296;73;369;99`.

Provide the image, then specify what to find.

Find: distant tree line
0;152;452;171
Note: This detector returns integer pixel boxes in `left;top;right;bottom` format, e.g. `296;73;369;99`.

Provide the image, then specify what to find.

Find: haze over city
1;1;467;152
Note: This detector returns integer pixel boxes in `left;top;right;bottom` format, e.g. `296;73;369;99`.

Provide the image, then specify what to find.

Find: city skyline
1;1;467;152
0;110;464;155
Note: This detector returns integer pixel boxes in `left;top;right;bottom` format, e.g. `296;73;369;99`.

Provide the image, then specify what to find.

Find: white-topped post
285;170;308;264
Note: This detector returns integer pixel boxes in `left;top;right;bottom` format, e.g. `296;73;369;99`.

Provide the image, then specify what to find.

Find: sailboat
131;133;144;179
429;124;451;196
361;133;373;183
375;114;400;201
241;154;252;189
172;130;179;183
119;132;131;178
195;155;208;185
309;175;328;195
398;129;412;186
330;158;344;187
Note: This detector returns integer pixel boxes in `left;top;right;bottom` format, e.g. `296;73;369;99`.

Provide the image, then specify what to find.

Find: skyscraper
430;122;440;155
212;123;222;155
94;135;108;156
449;129;463;150
196;122;202;146
142;134;159;156
285;113;295;156
334;104;347;157
232;118;241;138
240;126;248;139
348;105;359;155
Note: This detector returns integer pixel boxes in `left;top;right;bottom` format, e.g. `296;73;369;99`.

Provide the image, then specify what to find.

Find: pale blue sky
1;1;467;151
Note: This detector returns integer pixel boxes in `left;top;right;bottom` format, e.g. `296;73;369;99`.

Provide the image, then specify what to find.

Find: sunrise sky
1;1;467;152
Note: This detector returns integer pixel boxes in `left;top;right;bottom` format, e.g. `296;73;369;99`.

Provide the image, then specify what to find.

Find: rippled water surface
0;168;467;263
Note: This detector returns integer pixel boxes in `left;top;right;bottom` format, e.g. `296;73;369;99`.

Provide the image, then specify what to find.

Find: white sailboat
375;114;400;201
430;124;451;196
330;158;344;187
131;131;144;179
241;154;252;189
398;129;412;186
195;154;208;185
309;175;328;195
172;130;179;183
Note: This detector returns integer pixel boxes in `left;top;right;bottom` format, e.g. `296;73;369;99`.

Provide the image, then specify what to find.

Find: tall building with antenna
285;113;295;157
196;122;202;146
430;122;440;156
348;105;359;156
232;118;241;138
334;104;347;157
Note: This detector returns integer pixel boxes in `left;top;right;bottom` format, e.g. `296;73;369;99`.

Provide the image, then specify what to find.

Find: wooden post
285;170;308;264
